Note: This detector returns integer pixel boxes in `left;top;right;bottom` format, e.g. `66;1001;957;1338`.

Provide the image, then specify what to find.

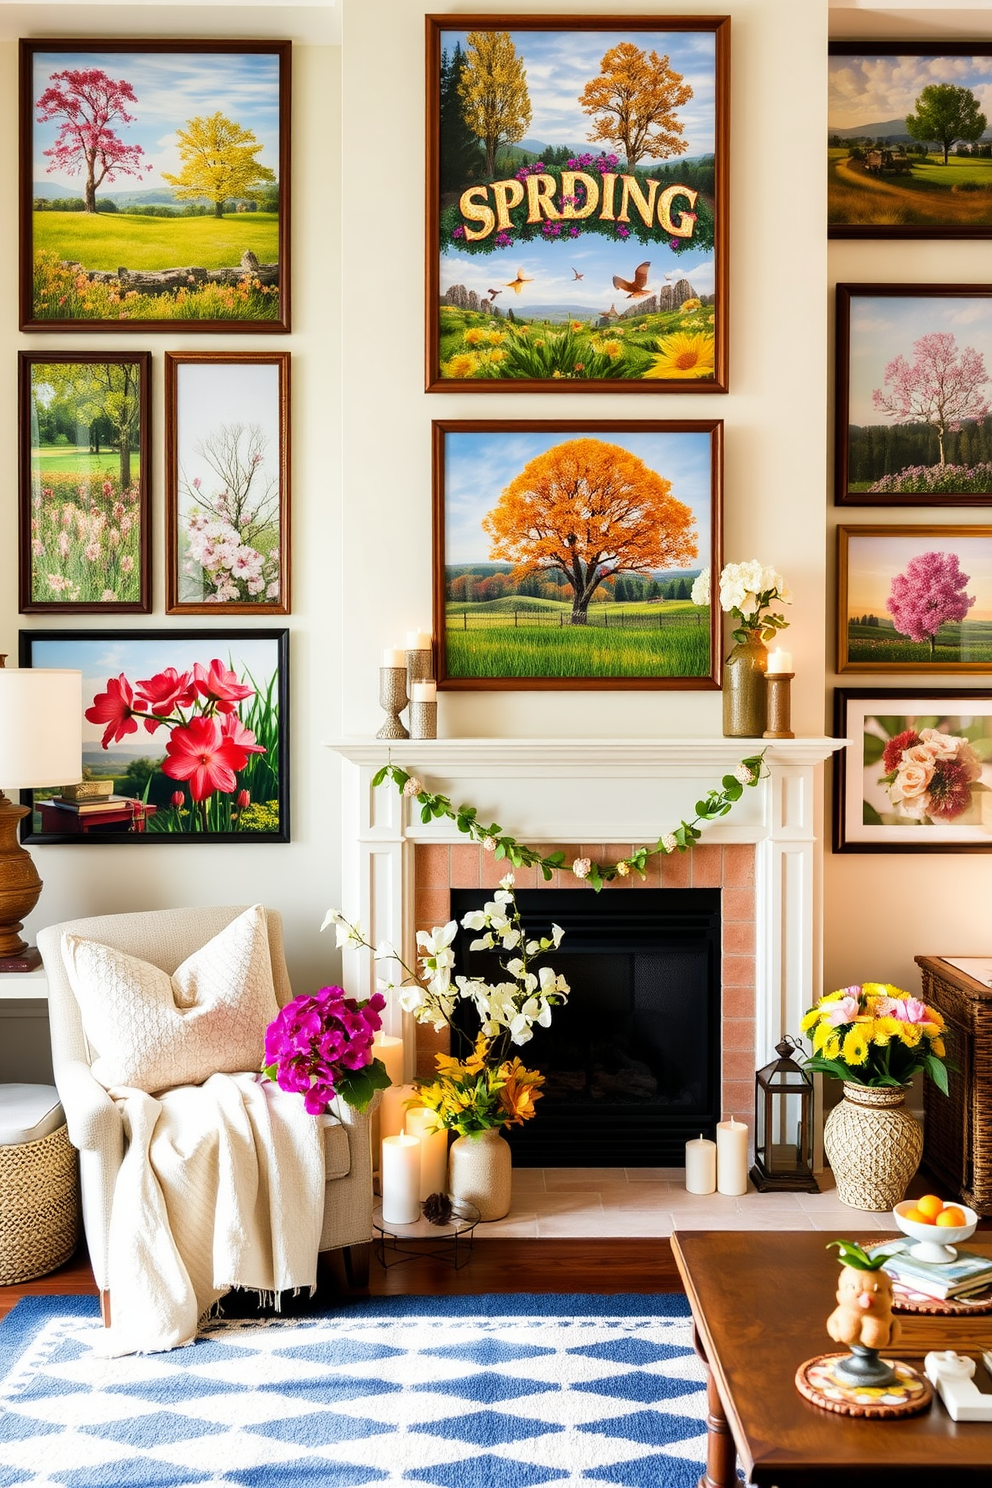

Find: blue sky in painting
28;636;279;759
848;295;992;425
32;50;281;194
444;428;712;569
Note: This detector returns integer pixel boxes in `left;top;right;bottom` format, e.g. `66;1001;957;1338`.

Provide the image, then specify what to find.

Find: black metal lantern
749;1036;818;1192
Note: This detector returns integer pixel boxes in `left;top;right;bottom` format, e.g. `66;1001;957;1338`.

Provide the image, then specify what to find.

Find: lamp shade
0;669;83;788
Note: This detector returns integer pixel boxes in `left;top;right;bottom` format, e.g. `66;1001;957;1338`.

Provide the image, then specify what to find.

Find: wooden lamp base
0;791;43;972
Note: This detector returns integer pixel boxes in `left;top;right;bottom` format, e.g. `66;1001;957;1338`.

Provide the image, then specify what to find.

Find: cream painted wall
2;15;343;994
824;6;992;997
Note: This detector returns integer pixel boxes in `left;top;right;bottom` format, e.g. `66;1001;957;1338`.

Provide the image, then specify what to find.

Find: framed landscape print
833;688;992;852
837;525;992;673
426;16;729;391
829;42;992;238
18;351;151;613
836;285;992;506
432;419;722;690
18;629;289;844
20;40;290;331
165;353;290;614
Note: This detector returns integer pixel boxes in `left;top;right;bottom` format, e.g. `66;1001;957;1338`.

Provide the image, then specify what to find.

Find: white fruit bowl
893;1200;978;1264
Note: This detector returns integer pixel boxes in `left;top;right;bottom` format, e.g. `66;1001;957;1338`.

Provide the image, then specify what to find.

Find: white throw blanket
99;1072;326;1357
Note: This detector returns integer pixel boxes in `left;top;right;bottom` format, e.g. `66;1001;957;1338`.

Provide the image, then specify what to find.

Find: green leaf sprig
371;753;766;892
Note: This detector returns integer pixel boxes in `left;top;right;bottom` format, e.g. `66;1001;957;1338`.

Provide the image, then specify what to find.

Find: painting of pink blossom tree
837;287;992;505
839;525;992;671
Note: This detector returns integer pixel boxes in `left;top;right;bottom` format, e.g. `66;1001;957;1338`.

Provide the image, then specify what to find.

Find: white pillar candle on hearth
381;1134;421;1224
716;1117;749;1196
380;1082;415;1144
405;1106;449;1199
685;1134;717;1194
373;1033;405;1087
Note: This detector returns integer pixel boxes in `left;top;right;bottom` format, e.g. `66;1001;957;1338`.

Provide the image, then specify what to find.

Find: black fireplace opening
448;888;721;1167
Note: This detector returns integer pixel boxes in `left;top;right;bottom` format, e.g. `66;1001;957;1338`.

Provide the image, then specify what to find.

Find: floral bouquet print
801;983;950;1094
881;725;985;823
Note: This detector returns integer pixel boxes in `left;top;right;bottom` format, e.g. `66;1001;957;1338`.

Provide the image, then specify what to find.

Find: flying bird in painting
571;267;584;280
505;269;533;295
488;288;502;298
612;262;651;298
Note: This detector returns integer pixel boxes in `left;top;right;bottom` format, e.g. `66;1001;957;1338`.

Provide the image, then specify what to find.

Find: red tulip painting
18;630;288;842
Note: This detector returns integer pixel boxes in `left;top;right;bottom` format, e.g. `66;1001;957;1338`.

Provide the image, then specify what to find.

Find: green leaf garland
372;752;766;891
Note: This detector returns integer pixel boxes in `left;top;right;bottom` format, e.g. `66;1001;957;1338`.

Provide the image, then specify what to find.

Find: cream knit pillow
61;904;280;1093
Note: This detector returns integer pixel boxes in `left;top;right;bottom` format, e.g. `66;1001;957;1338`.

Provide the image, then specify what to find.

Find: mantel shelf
327;736;847;773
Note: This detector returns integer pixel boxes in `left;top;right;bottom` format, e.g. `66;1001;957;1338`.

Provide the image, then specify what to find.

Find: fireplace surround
330;737;844;1148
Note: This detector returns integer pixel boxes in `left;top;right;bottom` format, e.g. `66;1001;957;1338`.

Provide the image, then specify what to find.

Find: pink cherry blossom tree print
36;69;146;213
872;333;990;468
886;550;975;658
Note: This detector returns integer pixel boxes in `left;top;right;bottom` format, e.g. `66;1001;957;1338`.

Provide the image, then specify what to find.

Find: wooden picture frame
432;418;722;690
426;15;729;392
835;285;992;507
20;39;290;331
837;524;992;673
165;352;290;614
833;687;992;852
18;350;151;613
829;42;992;239
18;628;289;844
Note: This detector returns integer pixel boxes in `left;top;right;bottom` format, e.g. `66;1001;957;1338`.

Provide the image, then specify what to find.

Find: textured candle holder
376;666;409;740
763;672;795;740
406;647;432;693
410;700;437;740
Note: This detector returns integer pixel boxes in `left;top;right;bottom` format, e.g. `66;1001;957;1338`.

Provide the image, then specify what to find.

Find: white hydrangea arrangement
691;561;792;644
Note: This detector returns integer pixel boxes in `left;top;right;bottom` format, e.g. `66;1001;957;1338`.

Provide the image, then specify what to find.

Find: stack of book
39;795;140;817
868;1239;992;1301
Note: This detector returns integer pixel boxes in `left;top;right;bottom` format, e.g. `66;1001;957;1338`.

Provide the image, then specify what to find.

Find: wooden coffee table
672;1230;992;1487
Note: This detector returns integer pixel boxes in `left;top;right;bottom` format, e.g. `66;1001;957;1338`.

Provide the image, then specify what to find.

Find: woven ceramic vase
448;1129;512;1221
822;1083;924;1211
722;629;768;737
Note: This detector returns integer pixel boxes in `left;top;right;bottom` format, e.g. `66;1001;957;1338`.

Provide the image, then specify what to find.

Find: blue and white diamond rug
0;1293;709;1488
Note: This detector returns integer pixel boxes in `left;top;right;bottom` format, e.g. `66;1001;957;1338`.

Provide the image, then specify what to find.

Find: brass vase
722;629;768;737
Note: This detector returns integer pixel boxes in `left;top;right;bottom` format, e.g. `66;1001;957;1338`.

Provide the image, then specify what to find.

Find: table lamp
0;656;82;971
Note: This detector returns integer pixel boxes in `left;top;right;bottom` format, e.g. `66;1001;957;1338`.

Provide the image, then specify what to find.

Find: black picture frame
18;628;289;843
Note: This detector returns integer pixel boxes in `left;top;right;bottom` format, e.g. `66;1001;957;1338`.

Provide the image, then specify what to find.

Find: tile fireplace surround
330;738;844;1188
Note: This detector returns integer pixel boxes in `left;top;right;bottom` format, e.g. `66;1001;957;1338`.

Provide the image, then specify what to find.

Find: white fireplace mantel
328;737;846;1083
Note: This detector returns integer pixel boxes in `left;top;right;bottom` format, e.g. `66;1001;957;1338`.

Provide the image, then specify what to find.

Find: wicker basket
915;956;992;1217
0;1123;80;1285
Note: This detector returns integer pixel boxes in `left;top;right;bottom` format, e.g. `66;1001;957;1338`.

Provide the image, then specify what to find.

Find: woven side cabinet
0;1122;80;1285
915;956;992;1217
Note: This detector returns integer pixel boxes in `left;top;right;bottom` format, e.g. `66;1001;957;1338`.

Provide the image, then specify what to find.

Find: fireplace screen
449;888;721;1166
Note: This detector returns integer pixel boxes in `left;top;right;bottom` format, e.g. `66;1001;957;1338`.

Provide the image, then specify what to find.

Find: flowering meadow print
834;690;992;851
21;42;289;330
433;420;720;690
838;526;992;673
19;631;288;843
19;353;149;612
428;18;727;390
166;354;289;613
837;287;992;505
829;44;992;237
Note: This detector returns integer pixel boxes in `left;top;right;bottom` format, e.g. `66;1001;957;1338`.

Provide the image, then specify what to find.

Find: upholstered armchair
38;904;374;1322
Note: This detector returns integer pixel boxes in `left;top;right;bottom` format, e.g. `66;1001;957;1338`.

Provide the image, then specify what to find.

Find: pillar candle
685;1134;717;1195
381;1134;421;1224
380;1082;415;1143
405;1106;449;1199
374;1033;405;1086
766;648;792;674
406;630;432;651
382;647;406;667
411;681;437;703
716;1117;749;1196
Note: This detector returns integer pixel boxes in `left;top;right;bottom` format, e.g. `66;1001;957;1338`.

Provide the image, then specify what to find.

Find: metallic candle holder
763;672;795;740
406;647;432;693
409;700;437;740
376;666;409;739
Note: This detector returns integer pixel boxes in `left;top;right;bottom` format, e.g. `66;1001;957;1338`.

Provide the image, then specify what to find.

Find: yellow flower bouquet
408;1034;544;1138
801;983;950;1095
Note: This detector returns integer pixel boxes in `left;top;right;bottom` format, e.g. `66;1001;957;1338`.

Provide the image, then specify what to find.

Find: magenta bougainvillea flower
886;550;974;653
264;987;388;1114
